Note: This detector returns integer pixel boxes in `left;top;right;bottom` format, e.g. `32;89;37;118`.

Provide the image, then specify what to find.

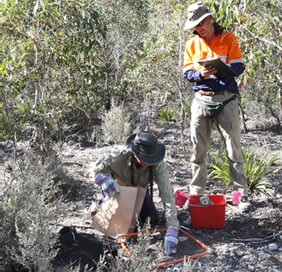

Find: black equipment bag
196;94;237;119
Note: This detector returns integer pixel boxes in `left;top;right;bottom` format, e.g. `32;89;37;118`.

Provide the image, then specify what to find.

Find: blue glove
164;226;178;255
95;173;120;197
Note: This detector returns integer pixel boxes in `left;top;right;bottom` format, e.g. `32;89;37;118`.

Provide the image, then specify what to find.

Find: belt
196;90;232;96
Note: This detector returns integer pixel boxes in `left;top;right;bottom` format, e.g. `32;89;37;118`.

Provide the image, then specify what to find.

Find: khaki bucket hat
184;2;212;30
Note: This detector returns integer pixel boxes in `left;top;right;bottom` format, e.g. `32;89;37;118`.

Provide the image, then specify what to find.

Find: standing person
93;131;179;255
183;2;249;209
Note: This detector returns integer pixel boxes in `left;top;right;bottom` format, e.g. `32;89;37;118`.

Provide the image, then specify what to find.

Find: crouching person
93;131;179;255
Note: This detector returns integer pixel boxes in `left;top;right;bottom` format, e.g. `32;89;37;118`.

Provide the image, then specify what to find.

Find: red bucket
189;195;226;228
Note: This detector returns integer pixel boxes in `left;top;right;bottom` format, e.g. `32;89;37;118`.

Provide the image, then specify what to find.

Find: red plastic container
189;195;226;228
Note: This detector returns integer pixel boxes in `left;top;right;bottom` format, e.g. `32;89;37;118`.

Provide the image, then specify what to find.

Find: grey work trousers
190;91;248;196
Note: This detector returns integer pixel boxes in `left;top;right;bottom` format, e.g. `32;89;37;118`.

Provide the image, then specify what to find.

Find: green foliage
158;107;178;121
243;150;281;195
1;0;281;146
102;104;131;144
1;0;107;145
208;149;231;184
208;148;281;195
183;96;193;119
94;0;150;106
122;0;187;102
0;111;16;141
1;0;154;147
209;0;282;127
0;152;64;271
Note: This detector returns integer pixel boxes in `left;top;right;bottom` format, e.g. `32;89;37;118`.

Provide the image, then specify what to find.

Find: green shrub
102;104;131;144
158;107;178;122
243;150;281;195
0;152;64;271
1;0;107;145
208;148;281;195
208;149;230;184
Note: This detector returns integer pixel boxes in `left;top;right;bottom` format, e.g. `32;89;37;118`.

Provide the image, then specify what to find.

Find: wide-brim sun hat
126;131;165;166
184;2;212;30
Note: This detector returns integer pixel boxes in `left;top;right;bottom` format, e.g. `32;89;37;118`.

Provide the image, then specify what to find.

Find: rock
265;201;273;208
62;151;74;158
265;255;281;265
234;248;245;257
258;251;271;261
207;247;216;255
247;264;255;271
239;255;250;263
268;243;279;251
277;185;282;194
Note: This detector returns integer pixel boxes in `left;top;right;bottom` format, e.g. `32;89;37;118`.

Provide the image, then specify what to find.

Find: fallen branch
232;232;281;244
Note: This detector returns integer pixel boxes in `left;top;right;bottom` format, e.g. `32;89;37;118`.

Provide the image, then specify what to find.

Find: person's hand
200;65;217;78
95;173;120;197
164;226;178;255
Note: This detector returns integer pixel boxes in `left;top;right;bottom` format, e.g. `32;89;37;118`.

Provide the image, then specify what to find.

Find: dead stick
232;233;280;243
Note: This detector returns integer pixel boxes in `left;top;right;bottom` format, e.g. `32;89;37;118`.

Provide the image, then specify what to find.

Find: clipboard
197;57;238;79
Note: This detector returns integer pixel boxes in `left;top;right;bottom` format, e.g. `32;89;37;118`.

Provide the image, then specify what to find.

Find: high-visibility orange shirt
183;30;244;93
184;31;244;72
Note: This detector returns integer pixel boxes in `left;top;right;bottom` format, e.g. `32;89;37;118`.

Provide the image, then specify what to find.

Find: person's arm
93;147;128;195
226;32;245;76
154;161;179;255
153;161;179;228
227;62;244;76
184;65;218;82
183;45;216;82
183;39;204;83
93;146;125;178
94;155;112;177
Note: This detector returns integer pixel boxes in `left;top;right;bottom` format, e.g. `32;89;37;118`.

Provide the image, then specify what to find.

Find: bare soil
0;122;281;271
51;122;282;271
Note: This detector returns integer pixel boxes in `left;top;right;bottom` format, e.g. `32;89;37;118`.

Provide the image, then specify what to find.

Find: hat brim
126;134;166;166
184;13;212;30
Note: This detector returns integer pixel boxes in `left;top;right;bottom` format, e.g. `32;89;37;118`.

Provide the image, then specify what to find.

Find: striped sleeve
183;40;194;74
225;32;244;64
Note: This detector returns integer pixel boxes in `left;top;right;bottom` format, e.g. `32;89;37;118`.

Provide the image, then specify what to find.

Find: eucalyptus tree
1;0;106;148
94;0;150;109
210;0;282;131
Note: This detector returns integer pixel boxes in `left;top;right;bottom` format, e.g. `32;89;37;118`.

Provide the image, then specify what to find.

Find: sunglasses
196;17;207;28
